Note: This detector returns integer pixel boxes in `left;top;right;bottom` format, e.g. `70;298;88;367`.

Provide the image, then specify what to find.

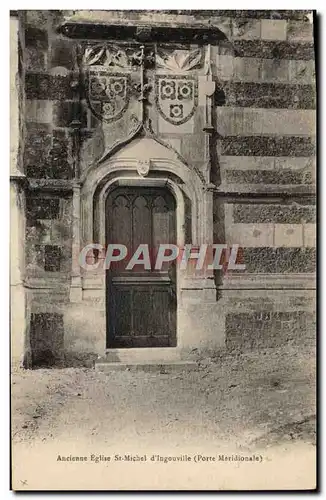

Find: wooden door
106;187;177;348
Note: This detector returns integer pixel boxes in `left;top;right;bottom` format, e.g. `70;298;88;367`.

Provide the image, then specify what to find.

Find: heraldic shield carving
87;69;130;123
155;75;198;125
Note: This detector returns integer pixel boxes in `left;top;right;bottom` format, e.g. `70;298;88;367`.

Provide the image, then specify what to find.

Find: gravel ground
11;345;316;490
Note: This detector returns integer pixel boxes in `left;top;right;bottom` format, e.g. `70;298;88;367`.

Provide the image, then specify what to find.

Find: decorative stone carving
136;159;151;177
156;48;202;72
83;44;154;69
83;45;130;68
155;75;198;125
203;44;216;132
87;70;130;122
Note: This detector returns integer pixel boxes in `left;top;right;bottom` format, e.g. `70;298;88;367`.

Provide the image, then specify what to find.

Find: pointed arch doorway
106;185;177;348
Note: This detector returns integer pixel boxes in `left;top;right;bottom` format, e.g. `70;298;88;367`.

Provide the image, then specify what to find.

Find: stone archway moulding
80;137;212;249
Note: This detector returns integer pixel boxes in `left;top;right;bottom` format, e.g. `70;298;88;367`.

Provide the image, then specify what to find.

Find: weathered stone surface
242;247;316;273
181;133;205;163
26;197;60;222
274;157;316;171
158;115;195;134
287;20;314;42
216;10;310;20
260;58;289;82
26;221;52;244
53;101;87;128
221;136;315;156
224;57;315;84
303;223;317;247
30;312;64;366
226;223;274;247
26;100;52;123
232;19;261;39
260;19;287;41
25;46;46;71
25;27;48;48
215;55;234;80
233;40;314;60
226;310;315;350
288;60;316;84
25;73;73;100
274;224;303;247
233;203;316;224
49;38;75;70
224;169;313;185
44;245;62;271
223;82;316;109
24;126;72;179
216;108;315;136
220;155;275;170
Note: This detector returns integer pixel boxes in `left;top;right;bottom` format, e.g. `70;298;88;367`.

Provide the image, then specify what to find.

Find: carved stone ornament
155;75;198;125
156;48;202;72
137;160;151;177
87;69;130;122
83;45;130;68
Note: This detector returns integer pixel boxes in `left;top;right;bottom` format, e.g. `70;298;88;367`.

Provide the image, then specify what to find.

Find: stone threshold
95;347;198;372
95;361;198;373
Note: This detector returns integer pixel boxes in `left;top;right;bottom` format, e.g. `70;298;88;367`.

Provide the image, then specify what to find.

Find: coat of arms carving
87;69;130;123
155;75;198;125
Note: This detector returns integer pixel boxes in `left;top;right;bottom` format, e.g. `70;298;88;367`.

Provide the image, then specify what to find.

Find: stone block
275;157;316;170
25;46;46;71
233;40;314;60
221;136;316;157
287;20;314;42
178;301;225;349
51;221;72;243
53;101;87;128
25;73;73;100
223;81;315;109
49;38;75;70
26;100;52;123
260;58;289;82
25;10;48;29
26;197;60;222
26;221;52;244
44;245;62;272
303;223;316;247
220;156;275;170
25;244;45;272
232;19;261;39
224;169;311;185
233;57;260;81
274;224;303;247
289;60;315;84
25;27;48;48
226;310;315;350
216;108;315;137
233;203;316;224
215;55;234;80
64;303;106;354
242;247;316;273
260;109;315;136
30;312;64;366
226;223;274;247
260;19;287;40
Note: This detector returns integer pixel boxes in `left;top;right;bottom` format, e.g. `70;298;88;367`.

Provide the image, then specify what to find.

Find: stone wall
15;10;316;364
